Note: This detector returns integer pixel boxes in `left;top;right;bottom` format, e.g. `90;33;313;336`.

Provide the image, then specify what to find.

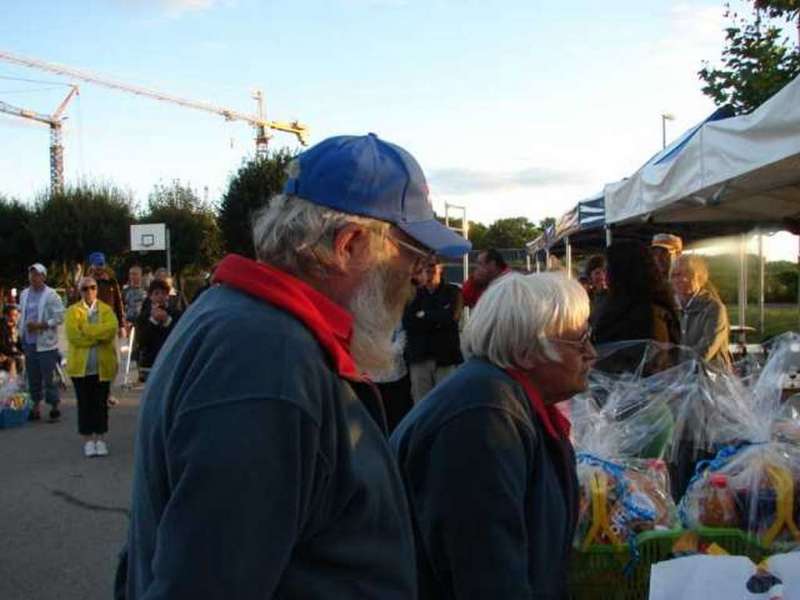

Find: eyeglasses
550;327;593;351
386;233;435;264
80;285;97;291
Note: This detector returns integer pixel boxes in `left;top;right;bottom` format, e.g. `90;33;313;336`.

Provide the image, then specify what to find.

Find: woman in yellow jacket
65;276;119;458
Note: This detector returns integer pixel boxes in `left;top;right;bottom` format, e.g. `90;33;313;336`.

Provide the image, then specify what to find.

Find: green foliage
699;3;800;114
0;196;36;288
482;217;541;249
434;216;487;250
727;304;799;341
705;254;799;303
218;148;296;257
468;222;489;250
32;183;135;287
538;217;556;231
754;0;800;20
141;180;222;281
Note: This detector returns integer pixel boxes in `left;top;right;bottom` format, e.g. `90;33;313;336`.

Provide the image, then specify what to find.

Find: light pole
661;112;675;149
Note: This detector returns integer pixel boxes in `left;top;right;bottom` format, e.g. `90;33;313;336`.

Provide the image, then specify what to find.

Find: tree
0;196;36;289
218;148;296;257
32;183;135;288
468;221;489;250
482;217;540;249
699;2;800;114
141;180;222;284
435;215;488;250
538;217;556;231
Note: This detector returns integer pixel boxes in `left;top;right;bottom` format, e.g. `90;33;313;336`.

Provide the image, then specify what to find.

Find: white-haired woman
671;254;732;369
390;272;596;599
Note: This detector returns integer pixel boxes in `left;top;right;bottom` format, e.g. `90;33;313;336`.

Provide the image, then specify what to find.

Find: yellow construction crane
0;85;79;194
0;50;309;159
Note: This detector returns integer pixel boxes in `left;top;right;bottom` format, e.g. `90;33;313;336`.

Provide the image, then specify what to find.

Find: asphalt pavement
0;385;142;600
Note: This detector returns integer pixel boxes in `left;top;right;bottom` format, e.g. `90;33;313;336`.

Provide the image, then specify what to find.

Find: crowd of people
0;255;186;457
0;132;739;598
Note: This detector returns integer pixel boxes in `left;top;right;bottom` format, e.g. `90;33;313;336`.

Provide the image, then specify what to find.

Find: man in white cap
19;263;65;421
651;233;683;280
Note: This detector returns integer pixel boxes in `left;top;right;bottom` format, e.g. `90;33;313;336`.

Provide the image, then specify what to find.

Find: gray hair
252;194;390;278
461;272;590;369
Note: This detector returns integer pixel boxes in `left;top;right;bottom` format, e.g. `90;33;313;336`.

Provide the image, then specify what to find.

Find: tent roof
604;74;800;227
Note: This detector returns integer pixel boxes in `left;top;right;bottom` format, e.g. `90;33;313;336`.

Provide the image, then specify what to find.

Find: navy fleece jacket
118;256;417;599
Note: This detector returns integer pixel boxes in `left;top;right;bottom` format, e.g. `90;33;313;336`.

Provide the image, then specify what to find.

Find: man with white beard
117;134;471;600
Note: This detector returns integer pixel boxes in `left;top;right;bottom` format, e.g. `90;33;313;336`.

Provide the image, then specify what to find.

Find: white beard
348;262;414;378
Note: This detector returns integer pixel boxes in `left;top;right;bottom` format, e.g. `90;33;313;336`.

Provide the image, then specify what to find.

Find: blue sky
1;0;796;258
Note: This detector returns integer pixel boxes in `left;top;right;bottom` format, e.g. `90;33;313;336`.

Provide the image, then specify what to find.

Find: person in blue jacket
392;272;596;599
116;134;471;599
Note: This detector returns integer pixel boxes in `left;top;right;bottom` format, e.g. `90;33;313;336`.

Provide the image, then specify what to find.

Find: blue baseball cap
283;133;471;258
88;252;106;267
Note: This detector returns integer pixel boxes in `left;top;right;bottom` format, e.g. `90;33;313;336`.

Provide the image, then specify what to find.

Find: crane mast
0;50;309;153
0;84;79;194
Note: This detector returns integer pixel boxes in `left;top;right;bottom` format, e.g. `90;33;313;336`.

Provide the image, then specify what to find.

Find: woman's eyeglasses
550;327;593;351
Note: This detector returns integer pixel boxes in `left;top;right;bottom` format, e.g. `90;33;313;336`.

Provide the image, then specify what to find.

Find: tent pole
738;234;747;340
526;254;531;273
758;230;765;336
565;237;572;279
605;225;612;247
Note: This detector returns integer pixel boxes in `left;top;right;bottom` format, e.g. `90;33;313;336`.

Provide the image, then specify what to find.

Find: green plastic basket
569;527;770;600
569;529;683;600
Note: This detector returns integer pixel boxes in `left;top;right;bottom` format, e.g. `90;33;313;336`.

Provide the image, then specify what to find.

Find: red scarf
213;254;362;382
505;368;571;441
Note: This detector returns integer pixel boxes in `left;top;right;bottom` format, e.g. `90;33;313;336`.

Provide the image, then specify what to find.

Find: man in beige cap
651;233;683;279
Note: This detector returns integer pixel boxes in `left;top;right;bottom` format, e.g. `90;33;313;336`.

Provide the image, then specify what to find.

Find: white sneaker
95;440;109;456
84;441;97;458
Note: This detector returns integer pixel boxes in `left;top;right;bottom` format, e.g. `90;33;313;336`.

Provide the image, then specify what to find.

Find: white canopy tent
604;74;800;228
602;74;800;340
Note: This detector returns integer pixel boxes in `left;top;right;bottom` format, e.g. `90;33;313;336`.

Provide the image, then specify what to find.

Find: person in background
672;254;732;369
65;276;118;457
403;258;464;403
87;252;125;336
134;279;178;382
122;265;147;328
593;240;680;346
19;263;65;421
391;272;595;598
137;269;184;325
592;241;680;374
118;133;471;599
583;254;608;315
0;304;23;374
651;233;683;280
153;267;187;313
461;248;510;308
141;267;154;291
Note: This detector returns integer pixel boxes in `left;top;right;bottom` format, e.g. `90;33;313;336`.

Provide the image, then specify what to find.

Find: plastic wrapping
0;373;28;410
678;332;800;552
571;347;691;548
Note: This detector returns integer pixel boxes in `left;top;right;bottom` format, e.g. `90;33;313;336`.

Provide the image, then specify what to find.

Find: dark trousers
23;345;60;407
377;374;413;434
72;375;110;435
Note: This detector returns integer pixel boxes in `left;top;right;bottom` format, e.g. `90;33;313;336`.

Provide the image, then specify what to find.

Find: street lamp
661;112;675;149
